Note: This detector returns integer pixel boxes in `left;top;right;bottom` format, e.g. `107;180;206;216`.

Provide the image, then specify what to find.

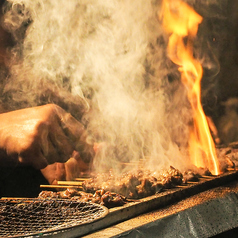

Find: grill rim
0;198;109;238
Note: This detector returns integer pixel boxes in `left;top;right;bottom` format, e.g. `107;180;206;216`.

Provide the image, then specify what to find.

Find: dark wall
219;0;238;101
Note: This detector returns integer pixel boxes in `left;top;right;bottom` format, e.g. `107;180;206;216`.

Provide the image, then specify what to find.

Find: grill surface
0;198;108;238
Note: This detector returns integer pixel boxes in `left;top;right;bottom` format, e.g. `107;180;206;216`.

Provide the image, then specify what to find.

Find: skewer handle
75;178;89;181
40;184;82;189
57;181;83;186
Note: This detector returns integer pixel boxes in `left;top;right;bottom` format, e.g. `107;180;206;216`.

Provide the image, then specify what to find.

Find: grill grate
0;198;108;237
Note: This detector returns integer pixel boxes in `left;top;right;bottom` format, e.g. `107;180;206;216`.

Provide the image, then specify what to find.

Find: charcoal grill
37;169;238;237
0;198;108;238
0;170;237;238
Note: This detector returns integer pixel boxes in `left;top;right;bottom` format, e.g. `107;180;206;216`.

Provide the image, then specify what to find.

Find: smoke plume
0;0;206;172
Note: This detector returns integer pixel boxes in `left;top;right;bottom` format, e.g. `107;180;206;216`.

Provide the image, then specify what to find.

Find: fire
160;0;221;175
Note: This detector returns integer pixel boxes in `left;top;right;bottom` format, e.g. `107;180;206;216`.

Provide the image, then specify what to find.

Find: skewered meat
39;165;221;204
182;170;200;183
38;188;127;208
38;190;60;199
82;166;184;199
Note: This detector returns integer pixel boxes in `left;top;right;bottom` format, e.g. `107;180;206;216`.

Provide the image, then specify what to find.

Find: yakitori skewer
57;181;83;186
75;178;89;182
40;184;82;189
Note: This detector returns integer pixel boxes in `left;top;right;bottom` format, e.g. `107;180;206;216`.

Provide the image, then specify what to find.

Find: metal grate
0;198;108;237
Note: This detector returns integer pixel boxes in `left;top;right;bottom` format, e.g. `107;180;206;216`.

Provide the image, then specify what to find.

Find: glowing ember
160;0;221;175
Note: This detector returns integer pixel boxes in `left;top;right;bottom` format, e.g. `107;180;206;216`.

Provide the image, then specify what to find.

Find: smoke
1;0;195;172
191;0;228;116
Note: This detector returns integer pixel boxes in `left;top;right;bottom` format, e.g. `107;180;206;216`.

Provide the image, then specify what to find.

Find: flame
160;0;221;175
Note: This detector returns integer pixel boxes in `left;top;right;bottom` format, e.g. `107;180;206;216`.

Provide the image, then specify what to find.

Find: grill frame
0;198;108;238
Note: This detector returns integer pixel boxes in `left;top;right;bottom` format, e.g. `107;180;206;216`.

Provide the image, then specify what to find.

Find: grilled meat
38;188;127;208
82;166;184;199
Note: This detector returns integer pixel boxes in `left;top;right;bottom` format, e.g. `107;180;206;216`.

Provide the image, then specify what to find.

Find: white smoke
1;0;193;172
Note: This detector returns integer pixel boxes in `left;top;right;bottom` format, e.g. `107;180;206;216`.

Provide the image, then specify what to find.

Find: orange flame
160;0;221;175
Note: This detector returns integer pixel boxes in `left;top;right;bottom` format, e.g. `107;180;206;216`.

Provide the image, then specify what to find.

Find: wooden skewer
75;178;89;181
57;181;83;186
40;185;82;189
226;167;236;171
185;181;199;184
1;197;37;200
200;175;214;179
176;185;186;188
